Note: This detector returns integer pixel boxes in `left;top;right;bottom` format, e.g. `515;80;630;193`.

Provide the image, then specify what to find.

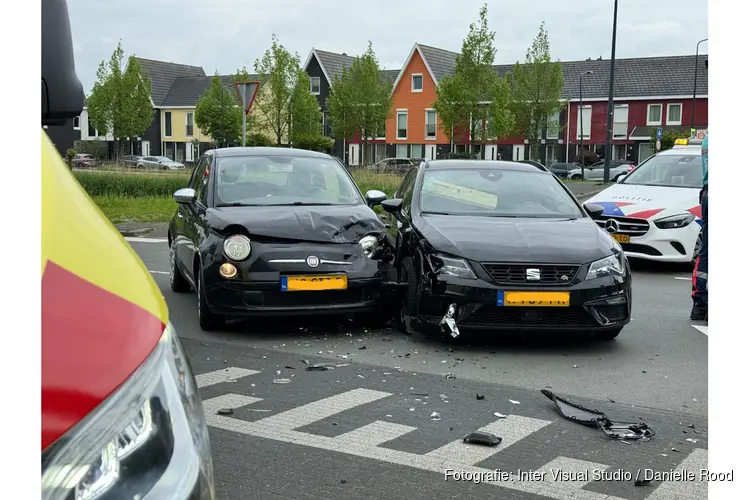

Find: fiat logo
306;255;320;268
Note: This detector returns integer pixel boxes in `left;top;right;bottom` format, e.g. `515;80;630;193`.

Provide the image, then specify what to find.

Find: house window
396;144;408;158
576;106;592;139
88;121;97;138
545;144;557;164
323;111;333;137
376;121;386;140
546;114;559;139
613;105;628;139
310;76;321;95
471;117;484;140
425;109;437;139
397;110;408;139
613;144;627;161
646;104;662;126
666;103;682;125
186;112;194;137
73;116;80;130
164;111;172;137
411;144;423;159
411;74;423;92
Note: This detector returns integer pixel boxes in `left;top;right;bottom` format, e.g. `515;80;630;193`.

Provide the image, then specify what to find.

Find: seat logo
306;256;320;268
526;268;541;281
605;219;620;233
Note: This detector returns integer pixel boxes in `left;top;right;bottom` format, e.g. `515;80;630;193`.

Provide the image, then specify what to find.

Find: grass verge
93;196;177;224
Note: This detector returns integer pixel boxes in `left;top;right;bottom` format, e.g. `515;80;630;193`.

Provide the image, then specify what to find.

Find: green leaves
290;70;324;146
194;73;242;147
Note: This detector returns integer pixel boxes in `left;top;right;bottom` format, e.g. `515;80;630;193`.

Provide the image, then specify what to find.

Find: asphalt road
127;235;709;500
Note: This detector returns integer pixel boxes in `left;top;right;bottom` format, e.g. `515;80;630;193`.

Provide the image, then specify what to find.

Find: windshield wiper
216;202;262;207
421;211;456;216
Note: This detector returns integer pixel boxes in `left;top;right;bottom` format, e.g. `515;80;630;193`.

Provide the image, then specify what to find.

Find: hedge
73;171;190;197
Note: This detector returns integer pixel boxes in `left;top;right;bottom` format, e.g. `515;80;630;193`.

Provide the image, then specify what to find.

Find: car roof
425;159;547;173
657;146;701;156
211;147;333;159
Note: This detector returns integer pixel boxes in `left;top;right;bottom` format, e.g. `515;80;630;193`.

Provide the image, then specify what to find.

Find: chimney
342;53;347;56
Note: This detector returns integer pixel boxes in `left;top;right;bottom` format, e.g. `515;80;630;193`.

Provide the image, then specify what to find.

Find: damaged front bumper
413;274;631;335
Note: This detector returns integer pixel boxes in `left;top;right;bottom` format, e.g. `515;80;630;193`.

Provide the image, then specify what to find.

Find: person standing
691;133;709;321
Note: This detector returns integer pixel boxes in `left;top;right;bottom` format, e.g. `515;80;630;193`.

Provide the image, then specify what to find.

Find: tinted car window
194;156;211;204
623;153;702;188
419;168;584;218
214;155;363;206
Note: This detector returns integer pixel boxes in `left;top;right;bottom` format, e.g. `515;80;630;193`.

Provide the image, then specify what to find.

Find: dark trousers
692;188;708;305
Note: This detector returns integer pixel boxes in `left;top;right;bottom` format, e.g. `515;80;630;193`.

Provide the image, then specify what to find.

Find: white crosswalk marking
644;448;708;500
533;457;611;497
333;420;417;447
692;325;708;336
425;414;551;465
195;367;260;388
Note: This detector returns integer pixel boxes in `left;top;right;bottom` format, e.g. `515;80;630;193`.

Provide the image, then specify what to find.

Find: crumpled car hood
206;204;385;243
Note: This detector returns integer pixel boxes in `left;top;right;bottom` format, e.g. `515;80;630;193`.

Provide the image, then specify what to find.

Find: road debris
440;303;460;338
462;431;502;446
476;394;485;400
284;366;295;370
541;389;655;440
672;448;681;452
431;412;441;421
494;412;507;419
359;345;367;350
273;378;291;384
634;478;652;487
509;399;520;405
305;365;332;371
686;438;699;444
217;408;234;416
443;373;456;379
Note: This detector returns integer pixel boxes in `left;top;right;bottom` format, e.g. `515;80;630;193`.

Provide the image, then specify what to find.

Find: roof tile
134;57;206;106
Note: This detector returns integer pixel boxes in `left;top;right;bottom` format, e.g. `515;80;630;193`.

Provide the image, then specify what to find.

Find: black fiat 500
377;160;632;340
167;147;395;331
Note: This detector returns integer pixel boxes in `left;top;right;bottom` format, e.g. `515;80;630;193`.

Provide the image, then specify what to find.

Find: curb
118;227;154;237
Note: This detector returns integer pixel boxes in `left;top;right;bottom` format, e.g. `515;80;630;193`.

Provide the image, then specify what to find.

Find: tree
433;4;514;153
87;41;153;161
289;70;328;149
326;67;359;146
650;128;691;151
508;22;565;161
253;34;300;145
194;73;242;147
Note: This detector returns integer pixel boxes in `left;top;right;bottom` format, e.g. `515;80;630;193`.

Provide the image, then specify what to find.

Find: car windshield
214;155;363;206
622;152;702;188
419;168;584;218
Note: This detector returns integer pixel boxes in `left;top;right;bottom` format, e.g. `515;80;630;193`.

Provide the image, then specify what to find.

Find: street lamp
579;70;593;178
691;38;708;130
603;0;619;184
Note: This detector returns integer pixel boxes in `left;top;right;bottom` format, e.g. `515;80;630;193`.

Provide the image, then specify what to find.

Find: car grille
463;306;599;328
594;215;650;237
482;264;581;286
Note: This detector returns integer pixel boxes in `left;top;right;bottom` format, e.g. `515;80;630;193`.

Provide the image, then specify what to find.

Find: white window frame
666;103;683;126
395;144;408;158
396;110;408;140
73;116;80;130
164;111;172;137
546;114;559;140
310;76;321;95
613;104;629;139
646;104;662;126
576;105;592;140
411;73;423;93
425;109;437;140
186;112;194;137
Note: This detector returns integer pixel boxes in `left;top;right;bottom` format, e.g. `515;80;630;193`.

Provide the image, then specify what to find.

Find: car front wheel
169;240;190;293
196;268;225;331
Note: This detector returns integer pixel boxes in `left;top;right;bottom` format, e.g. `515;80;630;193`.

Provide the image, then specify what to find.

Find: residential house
384;43;708;165
303;48;399;165
43;118;80;158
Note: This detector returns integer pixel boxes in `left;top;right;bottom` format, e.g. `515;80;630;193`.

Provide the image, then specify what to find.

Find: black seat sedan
167;147;395;331
377;160;632;340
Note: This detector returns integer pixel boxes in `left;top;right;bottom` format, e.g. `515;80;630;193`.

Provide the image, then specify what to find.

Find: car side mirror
583;203;604;219
174;188;197;204
365;189;387;208
381;198;404;217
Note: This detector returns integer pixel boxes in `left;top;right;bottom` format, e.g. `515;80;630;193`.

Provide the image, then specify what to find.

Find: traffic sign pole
234;81;260;148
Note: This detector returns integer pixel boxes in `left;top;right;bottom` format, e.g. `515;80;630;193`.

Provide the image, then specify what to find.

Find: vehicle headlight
223;234;251;260
41;323;214;500
654;213;695;229
586;252;625;280
430;254;477;280
359;235;379;258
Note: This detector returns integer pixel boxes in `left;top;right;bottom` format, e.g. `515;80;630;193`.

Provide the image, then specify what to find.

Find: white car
585;142;703;264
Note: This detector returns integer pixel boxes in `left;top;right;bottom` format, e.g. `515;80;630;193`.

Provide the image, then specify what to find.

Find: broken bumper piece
440;303;460;337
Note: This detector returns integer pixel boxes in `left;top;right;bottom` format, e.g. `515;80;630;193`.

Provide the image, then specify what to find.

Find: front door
425;144;437;161
186;142;194;163
513;145;525;161
141;140;150;156
349;144;360;166
484;144;497;160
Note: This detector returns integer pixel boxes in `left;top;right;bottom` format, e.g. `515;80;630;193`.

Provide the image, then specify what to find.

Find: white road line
425;414;551;465
195;367;260;388
532;457;611;497
674;276;692;280
202;391;624;500
692;325;708;336
124;237;168;243
333;420;417;447
149;270;169;275
644;448;708;500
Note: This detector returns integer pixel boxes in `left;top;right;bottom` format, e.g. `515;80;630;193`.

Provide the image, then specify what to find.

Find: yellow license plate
611;234;630;244
498;291;570;307
281;274;348;292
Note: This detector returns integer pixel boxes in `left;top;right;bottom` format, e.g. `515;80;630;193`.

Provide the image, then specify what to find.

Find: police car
585;138;703;264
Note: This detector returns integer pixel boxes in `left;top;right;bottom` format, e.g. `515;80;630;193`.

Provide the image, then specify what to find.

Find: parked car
568;160;634;182
71;153;98;168
376;159;632;341
547;162;580;178
137;155;186;170
369;157;421;172
124;154;142;168
168;147;399;331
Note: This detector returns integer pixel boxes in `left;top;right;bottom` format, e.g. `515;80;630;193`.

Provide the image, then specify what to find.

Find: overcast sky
69;0;708;93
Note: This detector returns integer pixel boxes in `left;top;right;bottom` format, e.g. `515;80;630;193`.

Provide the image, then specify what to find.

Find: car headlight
359;235;379;258
223;234;251;260
654;213;695;229
430;254;477;280
41;323;214;500
586;252;625;280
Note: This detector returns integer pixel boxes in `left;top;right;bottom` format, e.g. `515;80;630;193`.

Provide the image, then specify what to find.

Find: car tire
595;327;622;340
613;174;623;183
570;174;581;180
196;267;225;331
394;257;419;334
169;239;190;293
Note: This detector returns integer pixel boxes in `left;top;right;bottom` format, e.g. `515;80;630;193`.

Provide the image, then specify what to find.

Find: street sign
656;127;662;140
234;81;260;115
655;139;662;152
